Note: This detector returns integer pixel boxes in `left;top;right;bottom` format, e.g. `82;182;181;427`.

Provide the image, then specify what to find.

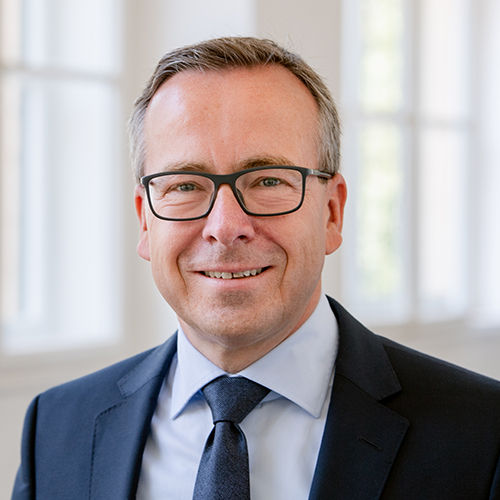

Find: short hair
128;36;341;182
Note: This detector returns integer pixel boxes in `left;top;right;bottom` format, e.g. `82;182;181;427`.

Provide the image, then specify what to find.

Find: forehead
149;64;318;111
143;65;320;173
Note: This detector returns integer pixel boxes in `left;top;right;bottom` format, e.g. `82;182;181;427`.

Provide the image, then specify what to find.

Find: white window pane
347;123;409;321
2;77;121;352
475;165;500;326
0;0;23;63
1;77;23;322
1;76;49;329
419;0;470;120
474;0;500;327
14;0;121;73
359;0;405;113
418;128;467;319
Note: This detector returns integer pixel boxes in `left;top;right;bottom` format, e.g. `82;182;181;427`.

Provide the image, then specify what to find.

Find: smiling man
135;63;345;374
12;37;500;500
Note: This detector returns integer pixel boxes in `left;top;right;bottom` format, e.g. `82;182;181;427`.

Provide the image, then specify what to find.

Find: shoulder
37;335;177;411
327;295;500;410
378;334;500;406
40;348;152;402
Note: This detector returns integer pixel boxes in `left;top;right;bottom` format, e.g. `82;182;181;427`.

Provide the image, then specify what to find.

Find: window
1;0;123;353
340;0;499;330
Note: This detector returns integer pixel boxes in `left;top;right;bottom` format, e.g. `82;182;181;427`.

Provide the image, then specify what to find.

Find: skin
135;65;347;373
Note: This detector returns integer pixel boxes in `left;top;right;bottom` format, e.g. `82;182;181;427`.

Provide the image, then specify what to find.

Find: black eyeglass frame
140;165;333;221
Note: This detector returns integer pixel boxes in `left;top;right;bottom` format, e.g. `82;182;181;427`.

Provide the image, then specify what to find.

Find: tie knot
202;376;269;424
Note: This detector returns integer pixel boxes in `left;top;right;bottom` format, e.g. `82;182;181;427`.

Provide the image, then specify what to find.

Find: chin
202;315;265;339
190;307;283;347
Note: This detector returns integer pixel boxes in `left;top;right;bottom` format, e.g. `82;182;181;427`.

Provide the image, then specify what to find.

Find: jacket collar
330;296;401;400
89;335;177;499
309;297;409;499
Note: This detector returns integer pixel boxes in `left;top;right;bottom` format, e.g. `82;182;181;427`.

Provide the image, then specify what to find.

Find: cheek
271;213;326;276
148;224;190;281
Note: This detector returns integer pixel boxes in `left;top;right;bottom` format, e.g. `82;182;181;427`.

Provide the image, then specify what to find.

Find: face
135;65;346;370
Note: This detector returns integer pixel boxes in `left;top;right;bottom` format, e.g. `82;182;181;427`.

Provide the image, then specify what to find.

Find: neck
182;328;289;373
179;299;321;373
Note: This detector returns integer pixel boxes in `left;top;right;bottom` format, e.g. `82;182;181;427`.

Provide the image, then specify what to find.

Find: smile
203;268;264;279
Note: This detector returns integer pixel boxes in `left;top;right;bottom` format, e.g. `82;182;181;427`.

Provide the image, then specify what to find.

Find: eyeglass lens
147;168;304;219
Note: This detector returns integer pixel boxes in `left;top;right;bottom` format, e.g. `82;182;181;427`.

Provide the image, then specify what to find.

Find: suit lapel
89;335;177;499
309;298;409;500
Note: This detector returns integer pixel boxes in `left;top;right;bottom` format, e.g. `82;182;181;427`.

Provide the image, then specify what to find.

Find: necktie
192;375;270;500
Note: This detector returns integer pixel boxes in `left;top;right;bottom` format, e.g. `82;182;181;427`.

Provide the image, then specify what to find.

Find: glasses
140;165;332;221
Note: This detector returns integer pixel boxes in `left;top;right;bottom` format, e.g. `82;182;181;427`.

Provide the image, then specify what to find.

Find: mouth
202;267;268;279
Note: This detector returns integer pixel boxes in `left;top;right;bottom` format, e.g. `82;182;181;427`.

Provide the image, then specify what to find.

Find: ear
134;184;151;261
324;173;347;255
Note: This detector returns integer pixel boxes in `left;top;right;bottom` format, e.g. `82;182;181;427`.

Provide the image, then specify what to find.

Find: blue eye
260;177;281;187
177;183;197;191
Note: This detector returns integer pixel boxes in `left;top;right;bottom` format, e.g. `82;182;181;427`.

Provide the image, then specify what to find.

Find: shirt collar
170;294;338;419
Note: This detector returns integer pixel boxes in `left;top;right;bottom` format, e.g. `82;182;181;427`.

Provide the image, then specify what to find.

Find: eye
176;182;197;192
259;177;282;187
165;181;206;194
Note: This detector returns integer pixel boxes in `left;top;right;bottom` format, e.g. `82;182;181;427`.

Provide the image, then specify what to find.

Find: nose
201;184;256;245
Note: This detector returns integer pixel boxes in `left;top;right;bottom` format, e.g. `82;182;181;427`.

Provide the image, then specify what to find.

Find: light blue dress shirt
137;294;338;499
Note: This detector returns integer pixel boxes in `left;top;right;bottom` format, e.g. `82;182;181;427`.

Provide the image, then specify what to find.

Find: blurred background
1;0;499;494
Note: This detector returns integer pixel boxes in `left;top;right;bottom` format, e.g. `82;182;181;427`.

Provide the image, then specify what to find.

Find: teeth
204;268;264;279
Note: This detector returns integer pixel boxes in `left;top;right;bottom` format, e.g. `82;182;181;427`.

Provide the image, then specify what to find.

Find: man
12;37;500;499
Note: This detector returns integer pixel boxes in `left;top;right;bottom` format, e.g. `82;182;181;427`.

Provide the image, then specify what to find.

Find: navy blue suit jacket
12;297;500;499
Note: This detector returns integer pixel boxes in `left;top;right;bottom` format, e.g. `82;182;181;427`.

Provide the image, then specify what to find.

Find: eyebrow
160;162;208;173
238;155;294;169
160;155;295;174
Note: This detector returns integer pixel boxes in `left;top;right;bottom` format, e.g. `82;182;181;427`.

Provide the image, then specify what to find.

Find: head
131;37;346;372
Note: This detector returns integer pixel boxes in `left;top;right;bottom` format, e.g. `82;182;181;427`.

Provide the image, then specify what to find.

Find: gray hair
128;36;341;182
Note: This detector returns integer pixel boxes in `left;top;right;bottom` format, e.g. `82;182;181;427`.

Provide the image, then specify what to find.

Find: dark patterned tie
192;376;270;500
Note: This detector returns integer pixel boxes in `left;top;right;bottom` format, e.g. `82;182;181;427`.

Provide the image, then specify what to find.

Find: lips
202;268;265;279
